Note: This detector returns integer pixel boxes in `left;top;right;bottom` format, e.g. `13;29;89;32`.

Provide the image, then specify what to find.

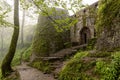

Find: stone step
72;44;87;50
39;57;62;61
72;49;77;53
50;65;61;68
50;63;60;65
51;68;61;79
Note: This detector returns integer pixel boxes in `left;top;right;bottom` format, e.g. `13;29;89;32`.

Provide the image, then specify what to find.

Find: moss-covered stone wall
96;0;120;51
31;8;70;58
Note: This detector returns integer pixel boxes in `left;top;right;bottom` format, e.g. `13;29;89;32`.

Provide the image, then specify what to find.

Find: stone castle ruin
31;2;99;59
70;1;98;45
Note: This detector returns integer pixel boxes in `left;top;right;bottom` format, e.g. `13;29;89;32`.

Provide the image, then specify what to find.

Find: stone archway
80;27;91;44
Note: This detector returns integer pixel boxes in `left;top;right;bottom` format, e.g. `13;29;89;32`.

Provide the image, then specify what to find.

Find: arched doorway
80;27;91;44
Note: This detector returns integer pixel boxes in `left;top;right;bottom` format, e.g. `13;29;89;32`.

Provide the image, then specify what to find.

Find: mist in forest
0;25;36;60
0;12;37;61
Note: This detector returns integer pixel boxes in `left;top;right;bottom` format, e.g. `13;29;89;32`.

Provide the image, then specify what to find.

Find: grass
88;51;112;58
0;46;31;80
22;47;32;61
12;46;32;66
94;51;120;80
58;50;120;80
58;51;95;80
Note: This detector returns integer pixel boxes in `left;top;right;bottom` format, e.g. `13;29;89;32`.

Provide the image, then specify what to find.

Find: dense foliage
0;0;11;26
59;50;120;80
12;46;32;66
29;61;52;73
58;51;94;80
96;0;120;51
95;52;120;80
96;0;120;31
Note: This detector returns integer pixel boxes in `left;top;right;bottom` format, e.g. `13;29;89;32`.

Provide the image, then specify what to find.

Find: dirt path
16;63;56;80
16;45;86;80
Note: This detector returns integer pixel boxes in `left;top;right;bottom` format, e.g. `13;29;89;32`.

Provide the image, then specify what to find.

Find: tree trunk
21;9;25;47
20;9;25;64
1;0;19;77
0;27;4;56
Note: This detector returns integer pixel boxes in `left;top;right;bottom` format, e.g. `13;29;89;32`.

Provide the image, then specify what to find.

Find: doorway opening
80;27;91;44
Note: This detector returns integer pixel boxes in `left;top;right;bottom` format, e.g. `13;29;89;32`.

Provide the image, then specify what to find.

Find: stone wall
70;1;98;45
31;8;70;58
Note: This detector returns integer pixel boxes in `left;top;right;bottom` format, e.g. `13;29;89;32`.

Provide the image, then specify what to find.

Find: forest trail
16;45;87;80
16;63;56;80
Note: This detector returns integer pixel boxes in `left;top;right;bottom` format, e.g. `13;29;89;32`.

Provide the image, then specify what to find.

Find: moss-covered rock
31;8;70;58
96;0;120;51
58;51;96;80
2;71;20;80
29;60;52;74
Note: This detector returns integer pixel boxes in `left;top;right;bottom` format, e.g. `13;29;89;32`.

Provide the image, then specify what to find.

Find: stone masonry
71;1;98;45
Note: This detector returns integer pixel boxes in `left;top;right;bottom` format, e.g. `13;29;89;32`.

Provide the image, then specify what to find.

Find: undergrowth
12;46;32;66
58;51;95;80
0;44;32;79
58;50;120;80
29;61;52;73
95;51;120;80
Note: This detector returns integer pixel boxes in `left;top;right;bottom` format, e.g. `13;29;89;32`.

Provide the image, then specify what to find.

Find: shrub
95;51;120;80
88;51;112;58
58;51;95;80
22;47;32;61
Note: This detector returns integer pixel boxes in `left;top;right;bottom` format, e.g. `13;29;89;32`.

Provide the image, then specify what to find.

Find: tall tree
20;9;25;64
21;9;25;47
20;0;28;47
1;0;19;77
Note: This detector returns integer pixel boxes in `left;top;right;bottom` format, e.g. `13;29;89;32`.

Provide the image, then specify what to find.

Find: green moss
22;47;32;61
3;72;20;80
73;51;88;59
58;51;96;80
29;61;52;73
32;26;69;57
64;42;72;48
32;37;50;56
96;0;120;51
0;69;20;80
59;50;120;80
11;52;21;66
32;8;70;57
88;51;112;58
96;0;120;32
82;15;86;27
96;0;120;50
11;46;32;66
86;38;97;50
